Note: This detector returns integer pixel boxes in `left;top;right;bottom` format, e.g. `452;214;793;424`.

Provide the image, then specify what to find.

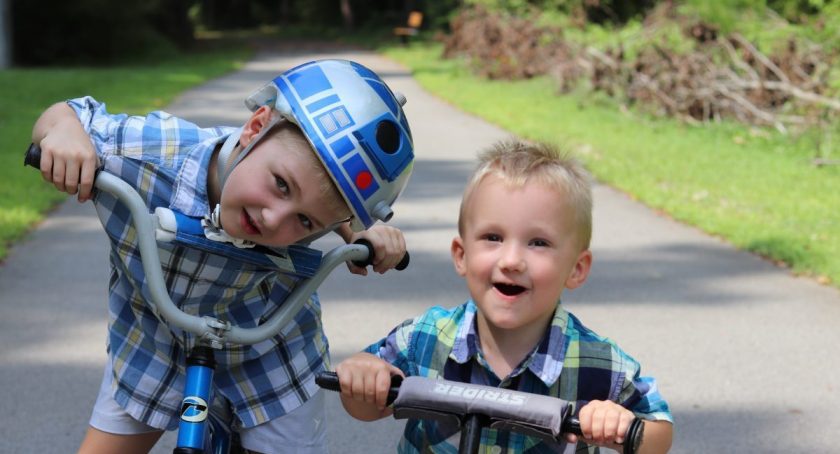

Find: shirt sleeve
365;316;417;376
616;357;674;423
66;96;130;161
66;96;220;166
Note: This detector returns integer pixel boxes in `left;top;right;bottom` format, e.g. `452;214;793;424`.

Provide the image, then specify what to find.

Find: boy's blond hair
458;139;593;250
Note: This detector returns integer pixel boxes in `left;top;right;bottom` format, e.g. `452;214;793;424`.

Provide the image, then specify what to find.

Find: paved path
1;44;839;453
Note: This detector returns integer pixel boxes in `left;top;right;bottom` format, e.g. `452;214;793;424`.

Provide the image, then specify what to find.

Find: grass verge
0;42;251;260
382;42;839;286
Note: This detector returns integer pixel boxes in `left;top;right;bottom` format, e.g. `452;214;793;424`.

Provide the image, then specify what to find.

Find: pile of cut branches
442;6;573;80
442;5;840;134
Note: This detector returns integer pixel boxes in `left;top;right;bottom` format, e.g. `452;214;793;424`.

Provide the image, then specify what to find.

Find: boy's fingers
79;163;96;201
373;233;406;273
39;148;53;183
335;365;352;397
374;370;391;409
348;370;365;401
51;159;67;193
346;262;368;276
592;408;606;442
603;412;620;441
65;161;80;195
614;413;633;444
364;373;377;404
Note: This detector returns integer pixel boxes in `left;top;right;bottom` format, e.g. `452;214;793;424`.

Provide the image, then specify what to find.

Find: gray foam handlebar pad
393;376;571;442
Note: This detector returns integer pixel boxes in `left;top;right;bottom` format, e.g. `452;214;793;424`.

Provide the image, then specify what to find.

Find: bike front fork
174;345;216;454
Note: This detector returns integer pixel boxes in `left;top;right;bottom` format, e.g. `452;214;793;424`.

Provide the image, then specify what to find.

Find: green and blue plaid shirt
70;97;329;430
366;300;673;453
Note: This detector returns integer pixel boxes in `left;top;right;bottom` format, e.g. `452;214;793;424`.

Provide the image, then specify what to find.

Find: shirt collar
449;300;572;388
171;133;230;218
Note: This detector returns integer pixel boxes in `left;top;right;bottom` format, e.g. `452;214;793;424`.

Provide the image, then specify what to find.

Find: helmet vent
376;120;400;154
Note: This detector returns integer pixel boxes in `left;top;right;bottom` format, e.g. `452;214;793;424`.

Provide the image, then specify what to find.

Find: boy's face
219;135;349;247
451;175;591;334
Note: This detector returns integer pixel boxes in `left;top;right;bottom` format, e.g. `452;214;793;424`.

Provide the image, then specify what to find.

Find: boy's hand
335;353;404;413
343;225;406;276
33;103;99;202
566;400;636;449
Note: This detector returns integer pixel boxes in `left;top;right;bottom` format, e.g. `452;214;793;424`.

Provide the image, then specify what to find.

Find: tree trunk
0;0;10;68
340;0;354;30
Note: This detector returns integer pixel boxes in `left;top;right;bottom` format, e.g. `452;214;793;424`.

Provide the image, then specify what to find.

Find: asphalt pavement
1;43;838;453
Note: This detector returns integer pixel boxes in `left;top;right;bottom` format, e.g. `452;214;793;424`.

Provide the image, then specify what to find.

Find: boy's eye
483;233;502;242
530;239;550;247
275;176;289;193
298;214;313;230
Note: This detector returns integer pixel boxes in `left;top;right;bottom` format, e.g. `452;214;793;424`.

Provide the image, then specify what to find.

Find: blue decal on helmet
286;65;332;100
352;113;412;182
306;94;341;114
350;61;379;82
315;106;355;139
342;153;380;200
330;135;355;159
366;80;400;117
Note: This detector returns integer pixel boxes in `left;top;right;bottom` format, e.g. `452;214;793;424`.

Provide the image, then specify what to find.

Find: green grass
0;42;251;260
382;42;840;285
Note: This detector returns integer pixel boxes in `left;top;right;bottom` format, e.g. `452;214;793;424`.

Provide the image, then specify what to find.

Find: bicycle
24;144;408;453
316;371;645;454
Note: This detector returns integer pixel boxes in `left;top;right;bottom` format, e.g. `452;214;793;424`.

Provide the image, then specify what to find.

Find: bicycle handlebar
316;371;644;454
25;143;408;346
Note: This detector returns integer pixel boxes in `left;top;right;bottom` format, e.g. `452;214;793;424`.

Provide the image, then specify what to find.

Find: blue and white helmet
241;59;414;232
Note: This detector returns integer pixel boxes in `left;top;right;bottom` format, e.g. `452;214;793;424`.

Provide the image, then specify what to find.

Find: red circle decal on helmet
355;170;373;190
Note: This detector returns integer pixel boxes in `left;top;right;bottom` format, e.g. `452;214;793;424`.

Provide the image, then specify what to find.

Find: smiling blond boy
335;139;673;453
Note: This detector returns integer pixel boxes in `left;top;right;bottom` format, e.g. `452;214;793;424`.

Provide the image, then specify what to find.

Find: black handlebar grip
315;371;402;406
352;238;410;270
563;417;644;454
24;143;41;168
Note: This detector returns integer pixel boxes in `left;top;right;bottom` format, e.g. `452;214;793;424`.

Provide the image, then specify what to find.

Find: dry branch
442;5;840;133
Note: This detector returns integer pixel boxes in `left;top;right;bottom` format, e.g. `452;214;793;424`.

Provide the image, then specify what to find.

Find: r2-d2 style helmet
244;59;414;232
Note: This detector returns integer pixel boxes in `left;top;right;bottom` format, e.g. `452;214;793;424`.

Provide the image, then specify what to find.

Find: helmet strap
216;127;243;192
216;111;282;193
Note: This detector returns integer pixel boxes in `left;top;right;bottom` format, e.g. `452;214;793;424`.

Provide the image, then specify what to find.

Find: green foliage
464;0;656;23
679;0;840;51
0;42;250;259
465;0;573;15
383;41;840;285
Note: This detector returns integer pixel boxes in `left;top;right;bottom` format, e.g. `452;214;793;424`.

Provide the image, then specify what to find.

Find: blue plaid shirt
69;97;329;430
366;300;673;453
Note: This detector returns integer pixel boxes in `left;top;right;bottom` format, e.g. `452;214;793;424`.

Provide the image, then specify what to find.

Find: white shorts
90;362;328;453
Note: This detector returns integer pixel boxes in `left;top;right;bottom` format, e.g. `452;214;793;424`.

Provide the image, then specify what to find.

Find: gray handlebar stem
94;172;369;346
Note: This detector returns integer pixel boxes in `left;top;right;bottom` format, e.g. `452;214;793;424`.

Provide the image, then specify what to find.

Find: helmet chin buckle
372;201;394;223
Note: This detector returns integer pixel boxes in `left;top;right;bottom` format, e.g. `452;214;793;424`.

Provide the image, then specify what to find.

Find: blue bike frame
174;346;217;453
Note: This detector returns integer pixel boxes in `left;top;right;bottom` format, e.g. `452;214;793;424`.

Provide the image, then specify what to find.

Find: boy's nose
498;244;526;272
261;204;291;232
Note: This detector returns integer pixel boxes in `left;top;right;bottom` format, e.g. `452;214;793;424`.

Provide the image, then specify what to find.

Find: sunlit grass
0;42;251;259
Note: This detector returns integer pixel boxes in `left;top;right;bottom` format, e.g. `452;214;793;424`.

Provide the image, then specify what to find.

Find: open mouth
494;283;526;296
241;209;261;235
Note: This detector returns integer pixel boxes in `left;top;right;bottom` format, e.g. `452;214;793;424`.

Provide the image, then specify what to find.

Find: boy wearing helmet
31;59;413;453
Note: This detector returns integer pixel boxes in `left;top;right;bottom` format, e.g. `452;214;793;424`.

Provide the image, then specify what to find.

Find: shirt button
490;446;502;454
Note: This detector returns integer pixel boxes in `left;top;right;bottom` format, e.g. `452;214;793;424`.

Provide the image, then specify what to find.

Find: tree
0;0;9;68
340;0;354;29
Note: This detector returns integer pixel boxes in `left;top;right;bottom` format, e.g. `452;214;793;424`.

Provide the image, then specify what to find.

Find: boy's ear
565;249;592;290
239;106;273;147
451;236;467;277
